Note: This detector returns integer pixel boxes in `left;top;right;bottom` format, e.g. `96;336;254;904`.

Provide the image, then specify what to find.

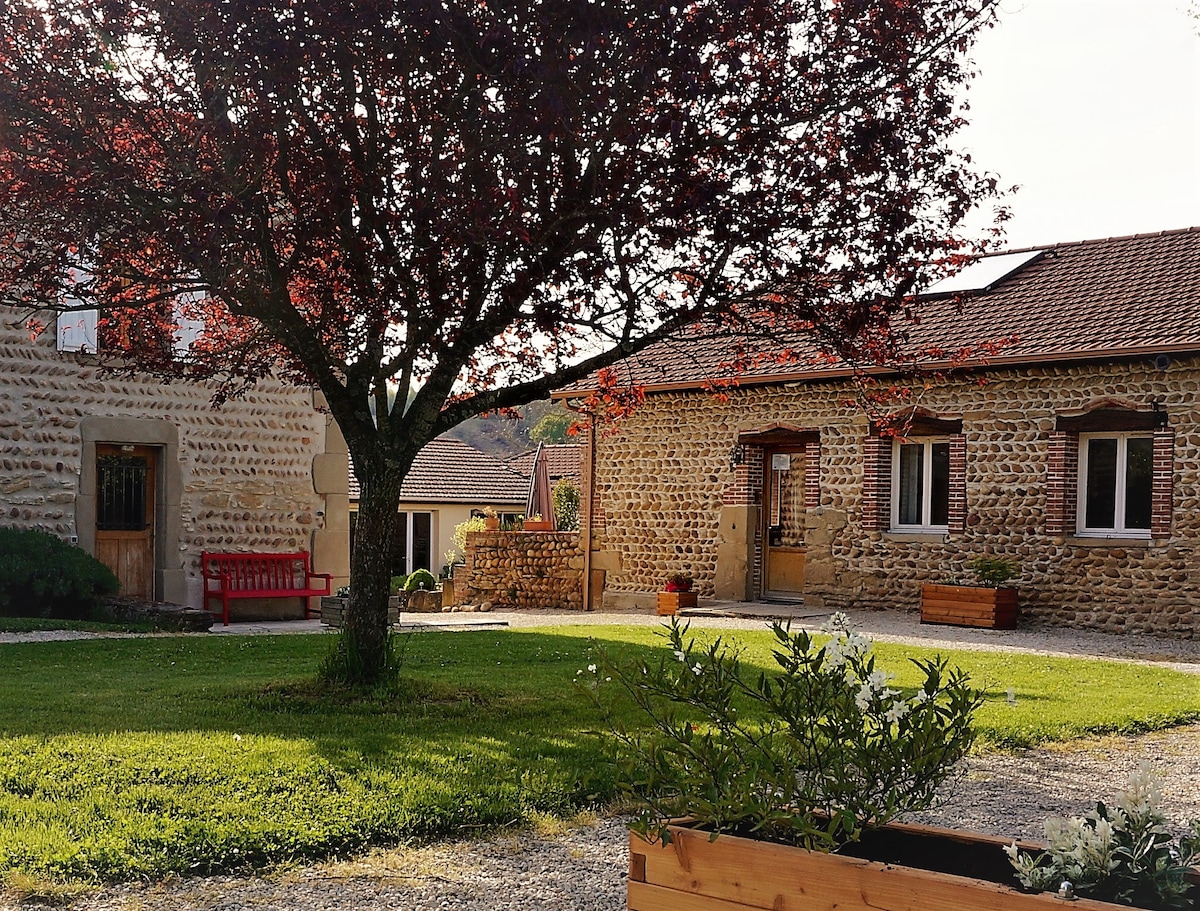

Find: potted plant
921;555;1019;629
657;573;696;615
482;505;500;531
320;582;403;627
581;616;1198;911
522;512;553;532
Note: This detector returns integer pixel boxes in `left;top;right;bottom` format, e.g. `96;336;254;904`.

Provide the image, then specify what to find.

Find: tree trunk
338;463;406;684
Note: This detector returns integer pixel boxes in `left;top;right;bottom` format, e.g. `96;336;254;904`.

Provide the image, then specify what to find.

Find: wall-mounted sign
771;453;792;471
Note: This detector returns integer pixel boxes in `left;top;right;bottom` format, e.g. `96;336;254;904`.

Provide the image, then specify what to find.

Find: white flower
1115;761;1162;821
691;663;703;676
867;669;893;691
673;650;686;662
854;683;874;711
822;638;846;670
884;700;909;725
845;633;871;659
910;689;930;706
587;664;597;674
822;611;852;636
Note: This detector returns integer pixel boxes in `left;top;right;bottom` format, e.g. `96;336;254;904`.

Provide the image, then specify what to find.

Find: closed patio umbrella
525;442;555;528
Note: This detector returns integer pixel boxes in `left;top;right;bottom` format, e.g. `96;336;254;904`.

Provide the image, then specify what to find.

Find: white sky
956;0;1200;249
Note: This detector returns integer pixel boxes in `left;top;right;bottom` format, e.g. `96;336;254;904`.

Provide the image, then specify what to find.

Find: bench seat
201;551;332;626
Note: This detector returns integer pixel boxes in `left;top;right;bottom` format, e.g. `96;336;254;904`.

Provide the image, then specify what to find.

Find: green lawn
0;624;1196;882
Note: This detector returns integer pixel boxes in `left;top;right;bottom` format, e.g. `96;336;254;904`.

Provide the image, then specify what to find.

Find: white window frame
890;437;950;532
397;510;435;573
1077;432;1154;538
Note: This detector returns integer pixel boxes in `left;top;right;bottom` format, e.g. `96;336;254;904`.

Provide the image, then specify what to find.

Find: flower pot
522;519;553;531
319;595;402;628
484;517;500;530
628;822;1189;911
921;583;1017;629
656;591;697;616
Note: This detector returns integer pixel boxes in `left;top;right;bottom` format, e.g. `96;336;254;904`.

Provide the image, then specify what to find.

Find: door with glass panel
764;449;806;598
94;444;156;599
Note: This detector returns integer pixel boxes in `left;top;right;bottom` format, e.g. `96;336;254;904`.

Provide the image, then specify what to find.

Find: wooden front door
94;444;156;600
764;449;805;599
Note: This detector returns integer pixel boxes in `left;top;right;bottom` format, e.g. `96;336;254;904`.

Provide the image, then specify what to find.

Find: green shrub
582;614;981;851
403;569;438;592
389;574;408;594
0;529;119;619
452;515;487;553
552;478;580;531
966;556;1019;587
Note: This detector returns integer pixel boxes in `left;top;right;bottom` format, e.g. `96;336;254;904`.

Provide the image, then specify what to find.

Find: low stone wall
458;531;584;610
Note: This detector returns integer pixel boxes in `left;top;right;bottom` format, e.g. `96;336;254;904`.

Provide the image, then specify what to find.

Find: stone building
0;306;349;617
560;228;1200;636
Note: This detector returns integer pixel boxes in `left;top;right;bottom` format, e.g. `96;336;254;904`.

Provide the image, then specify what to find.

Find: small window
892;438;950;531
1078;433;1153;537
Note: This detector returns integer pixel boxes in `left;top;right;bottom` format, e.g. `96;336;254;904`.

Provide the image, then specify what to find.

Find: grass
0;624;1195;883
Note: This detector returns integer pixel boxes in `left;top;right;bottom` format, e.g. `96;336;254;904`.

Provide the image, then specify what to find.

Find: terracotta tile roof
555;227;1200;395
348;438;529;504
505;445;583;482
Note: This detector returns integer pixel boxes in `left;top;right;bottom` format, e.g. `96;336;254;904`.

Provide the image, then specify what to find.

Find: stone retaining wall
458;531;584;610
586;357;1200;637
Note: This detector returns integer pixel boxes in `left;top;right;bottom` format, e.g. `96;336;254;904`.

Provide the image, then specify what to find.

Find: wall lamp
728;442;747;471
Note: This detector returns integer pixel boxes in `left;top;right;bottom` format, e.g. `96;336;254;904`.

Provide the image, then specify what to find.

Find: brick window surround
1048;405;1173;539
863;411;965;534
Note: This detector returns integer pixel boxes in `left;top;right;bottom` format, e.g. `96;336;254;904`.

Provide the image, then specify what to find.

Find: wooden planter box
522;519;553;531
319;595;402;628
921;583;1017;629
629;822;1196;911
656;591;697;616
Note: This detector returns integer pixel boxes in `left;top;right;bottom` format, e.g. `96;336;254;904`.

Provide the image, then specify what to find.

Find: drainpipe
564;398;595;611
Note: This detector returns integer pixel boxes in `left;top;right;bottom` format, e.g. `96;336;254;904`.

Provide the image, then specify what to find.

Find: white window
57;263;98;353
1078;433;1153;537
891;437;950;531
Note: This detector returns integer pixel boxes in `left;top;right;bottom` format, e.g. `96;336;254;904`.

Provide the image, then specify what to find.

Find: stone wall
0;306;348;614
458;530;584;610
587;357;1200;637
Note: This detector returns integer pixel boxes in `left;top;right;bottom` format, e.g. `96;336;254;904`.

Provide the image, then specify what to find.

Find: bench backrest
202;552;313;592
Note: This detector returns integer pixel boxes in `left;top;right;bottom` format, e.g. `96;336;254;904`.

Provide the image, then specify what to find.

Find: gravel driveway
5;608;1199;911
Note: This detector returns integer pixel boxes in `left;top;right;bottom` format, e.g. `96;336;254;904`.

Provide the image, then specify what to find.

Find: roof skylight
923;249;1043;296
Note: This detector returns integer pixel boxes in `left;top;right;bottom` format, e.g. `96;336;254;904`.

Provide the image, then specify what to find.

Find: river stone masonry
457;531;584;610
0;306;349;614
585;357;1200;638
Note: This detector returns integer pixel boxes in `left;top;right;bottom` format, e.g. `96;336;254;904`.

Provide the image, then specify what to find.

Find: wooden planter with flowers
629;821;1198;911
657;574;696;616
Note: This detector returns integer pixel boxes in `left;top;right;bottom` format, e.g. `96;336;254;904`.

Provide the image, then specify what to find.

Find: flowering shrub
1006;762;1200;909
580;614;981;851
664;573;693;593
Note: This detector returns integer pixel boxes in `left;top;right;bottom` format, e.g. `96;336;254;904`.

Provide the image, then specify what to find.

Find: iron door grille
97;455;149;531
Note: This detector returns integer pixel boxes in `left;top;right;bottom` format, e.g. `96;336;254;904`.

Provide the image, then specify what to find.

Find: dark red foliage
0;0;1004;679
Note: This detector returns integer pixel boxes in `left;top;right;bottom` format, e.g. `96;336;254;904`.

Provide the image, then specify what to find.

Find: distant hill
441;399;575;460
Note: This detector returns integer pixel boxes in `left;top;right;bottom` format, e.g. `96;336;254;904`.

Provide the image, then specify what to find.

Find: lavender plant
580;614;981;851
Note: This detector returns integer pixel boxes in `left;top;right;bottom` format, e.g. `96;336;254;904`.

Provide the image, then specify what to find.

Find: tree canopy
0;0;1003;681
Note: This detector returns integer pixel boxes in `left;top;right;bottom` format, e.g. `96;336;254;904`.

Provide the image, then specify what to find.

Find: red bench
201;551;332;626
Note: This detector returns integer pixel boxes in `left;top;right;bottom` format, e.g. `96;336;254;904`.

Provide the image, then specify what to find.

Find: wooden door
94;444;156;600
764;449;805;599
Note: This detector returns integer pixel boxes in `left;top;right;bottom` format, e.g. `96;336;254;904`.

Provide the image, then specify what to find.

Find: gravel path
4;609;1199;910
